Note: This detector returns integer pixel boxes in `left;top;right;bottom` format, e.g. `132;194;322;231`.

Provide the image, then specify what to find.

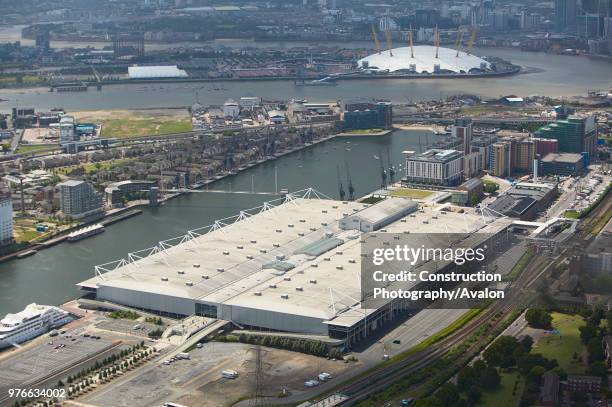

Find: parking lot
95;318;163;338
0;334;114;403
84;342;350;407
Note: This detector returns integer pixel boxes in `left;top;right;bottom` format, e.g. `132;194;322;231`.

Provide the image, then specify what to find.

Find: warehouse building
339;198;417;232
78;190;512;346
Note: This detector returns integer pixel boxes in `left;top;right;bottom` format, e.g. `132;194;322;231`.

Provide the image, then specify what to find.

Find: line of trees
216;333;343;359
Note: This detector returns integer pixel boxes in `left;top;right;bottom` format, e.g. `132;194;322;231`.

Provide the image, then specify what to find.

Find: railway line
332;199;612;407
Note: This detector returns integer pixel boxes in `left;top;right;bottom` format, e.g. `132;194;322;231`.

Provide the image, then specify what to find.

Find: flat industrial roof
79;194;512;327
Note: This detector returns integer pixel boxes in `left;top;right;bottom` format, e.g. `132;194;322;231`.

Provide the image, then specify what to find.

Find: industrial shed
339;198;418;232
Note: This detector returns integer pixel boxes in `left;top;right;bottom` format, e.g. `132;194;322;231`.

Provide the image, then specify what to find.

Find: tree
525;309;552;329
480;367;501;390
484;336;521;368
434;383;460;406
466;386;481;406
527;365;546;383
579;323;599;344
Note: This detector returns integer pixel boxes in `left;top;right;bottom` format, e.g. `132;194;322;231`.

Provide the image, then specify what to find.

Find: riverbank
0;207;143;264
0;130;348;263
394;124;447;134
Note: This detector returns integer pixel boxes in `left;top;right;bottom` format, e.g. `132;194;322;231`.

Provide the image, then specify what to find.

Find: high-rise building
58;180;104;220
514;139;535;173
534;115;597;156
490;142;511;177
404;149;464;187
0;193;13;246
555;0;577;32
343;101;392;130
533;138;559;157
451;117;473;155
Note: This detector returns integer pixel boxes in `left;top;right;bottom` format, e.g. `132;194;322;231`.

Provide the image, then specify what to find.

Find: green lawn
533;312;585;374
479;371;524;407
504;249;534;281
100;116;192;138
389;188;434;199
564;210;581;219
16;144;58;155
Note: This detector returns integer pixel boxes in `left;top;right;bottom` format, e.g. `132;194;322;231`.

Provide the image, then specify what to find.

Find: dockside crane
371;25;382;55
387;147;395;184
346;162;355;201
337;166;346;201
385;29;394;56
379;151;387;189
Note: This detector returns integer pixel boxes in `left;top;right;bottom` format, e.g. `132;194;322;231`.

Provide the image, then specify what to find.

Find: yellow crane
385;29;394;56
455;30;464;57
371;25;381;55
408;26;414;58
467;28;477;55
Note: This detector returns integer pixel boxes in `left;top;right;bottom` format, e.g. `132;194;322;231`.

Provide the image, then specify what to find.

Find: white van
222;370;238;379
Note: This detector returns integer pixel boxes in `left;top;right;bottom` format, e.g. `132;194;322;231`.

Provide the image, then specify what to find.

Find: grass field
533;312;585;374
478;371;524;407
16;144;59;155
389;188;435;199
74;109;192;139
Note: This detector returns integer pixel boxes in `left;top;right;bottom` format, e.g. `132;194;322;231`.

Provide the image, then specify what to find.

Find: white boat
67;224;105;242
0;304;72;349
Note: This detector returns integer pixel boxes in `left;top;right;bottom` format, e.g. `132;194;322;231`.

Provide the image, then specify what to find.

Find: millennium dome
358;45;491;74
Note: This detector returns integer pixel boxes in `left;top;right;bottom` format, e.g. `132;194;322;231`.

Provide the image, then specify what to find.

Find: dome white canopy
358;45;490;74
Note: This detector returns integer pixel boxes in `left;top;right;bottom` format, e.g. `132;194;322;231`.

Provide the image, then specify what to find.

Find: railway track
335;236;573;406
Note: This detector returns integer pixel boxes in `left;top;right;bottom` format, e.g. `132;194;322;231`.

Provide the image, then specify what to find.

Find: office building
0;193;13;246
104;180;157;207
451;178;484;206
534;116;597;156
58;180;104;220
404;149;464;187
343;101;392;130
555;0;577;32
540;153;586;176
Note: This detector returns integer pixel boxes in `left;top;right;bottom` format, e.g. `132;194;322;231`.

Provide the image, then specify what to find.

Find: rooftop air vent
311;264;319;268
273;243;280;248
332;205;338;209
217;267;225;272
298;232;305;237
321;222;328;226
237;245;244;249
284;277;291;281
281;294;289;299
323;257;331;261
178;270;185;275
260;249;268;254
201;275;209;279
322;210;328;214
250;240;257;243
349;259;356;264
296;287;303;291
161;277;169;282
336;266;344;270
401;219;407;223
269;284;277;288
246;255;254;260
299;219;306;223
223;251;230;255
288;224;294;228
193;264;201;268
276;229;282;233
186;281;194;286
254;292;262;296
309;279;317;284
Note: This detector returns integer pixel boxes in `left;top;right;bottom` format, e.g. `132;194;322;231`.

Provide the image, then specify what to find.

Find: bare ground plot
73;109;192;139
84;342;353;407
